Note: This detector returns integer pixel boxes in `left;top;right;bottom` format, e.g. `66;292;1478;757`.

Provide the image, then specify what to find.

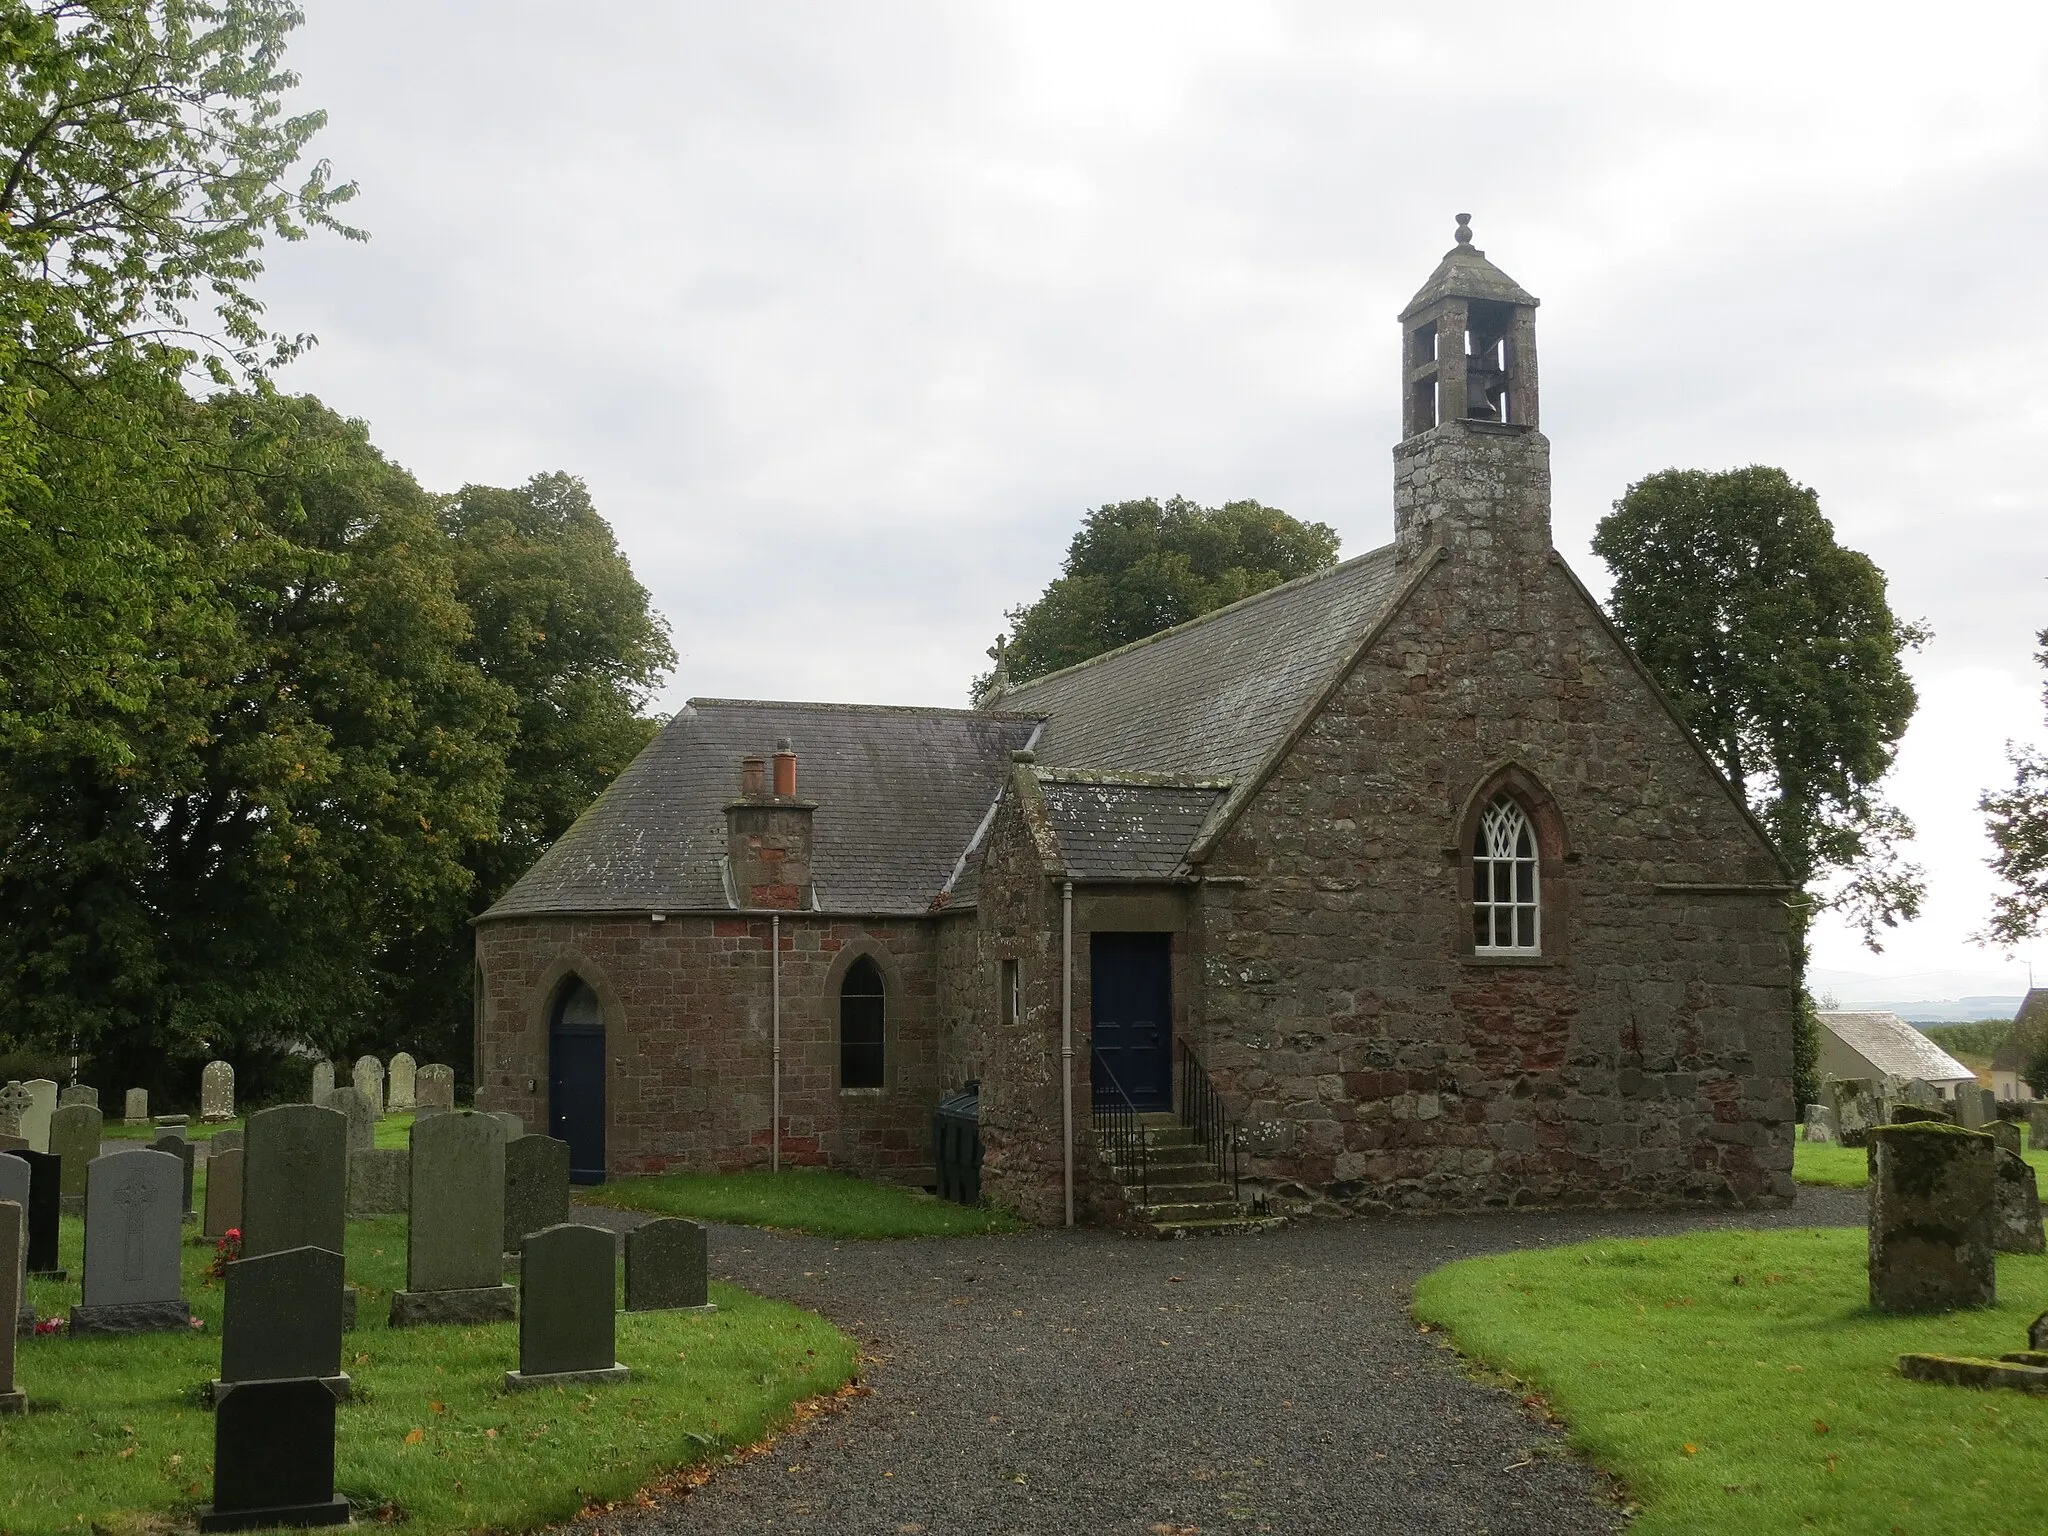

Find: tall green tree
1592;467;1927;1108
986;496;1340;690
1979;629;2048;950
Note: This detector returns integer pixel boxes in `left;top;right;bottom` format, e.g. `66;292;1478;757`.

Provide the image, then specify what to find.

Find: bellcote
1399;214;1540;438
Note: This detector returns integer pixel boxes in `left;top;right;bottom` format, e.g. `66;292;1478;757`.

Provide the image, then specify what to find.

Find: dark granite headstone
503;1135;570;1254
73;1148;192;1334
204;1149;245;1240
243;1105;346;1259
507;1223;626;1389
389;1110;514;1326
150;1132;196;1223
625;1217;715;1313
199;1378;349;1531
5;1150;63;1277
220;1246;346;1392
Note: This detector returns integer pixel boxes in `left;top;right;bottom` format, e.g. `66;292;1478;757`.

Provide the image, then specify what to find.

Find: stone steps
1094;1118;1280;1239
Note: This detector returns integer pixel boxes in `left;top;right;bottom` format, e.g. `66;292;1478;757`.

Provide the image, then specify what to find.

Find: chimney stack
725;737;815;909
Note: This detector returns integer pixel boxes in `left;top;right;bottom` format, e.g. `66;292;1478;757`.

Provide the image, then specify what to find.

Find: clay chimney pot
771;743;797;799
740;756;766;799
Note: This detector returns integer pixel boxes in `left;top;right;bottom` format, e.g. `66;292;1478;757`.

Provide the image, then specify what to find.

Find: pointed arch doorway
549;978;607;1184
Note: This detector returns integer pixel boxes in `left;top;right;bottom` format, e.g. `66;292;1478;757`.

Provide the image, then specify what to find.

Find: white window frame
1472;796;1541;955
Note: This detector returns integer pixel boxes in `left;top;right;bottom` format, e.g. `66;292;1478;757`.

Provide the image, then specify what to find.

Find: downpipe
772;910;781;1173
1062;878;1074;1228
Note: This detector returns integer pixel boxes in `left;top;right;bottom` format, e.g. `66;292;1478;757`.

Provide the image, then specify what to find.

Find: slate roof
992;544;1407;783
1037;776;1229;881
1399;239;1540;321
483;700;1039;919
1817;1012;1976;1085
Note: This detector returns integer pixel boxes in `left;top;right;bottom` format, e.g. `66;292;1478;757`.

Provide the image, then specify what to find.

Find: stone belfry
1392;215;1551;570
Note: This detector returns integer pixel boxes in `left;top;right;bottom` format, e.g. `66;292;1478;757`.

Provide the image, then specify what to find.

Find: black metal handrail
1089;1051;1147;1207
1176;1037;1242;1207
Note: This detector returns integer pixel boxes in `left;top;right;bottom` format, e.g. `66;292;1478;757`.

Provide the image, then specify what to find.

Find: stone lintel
70;1299;194;1336
388;1284;517;1328
503;1363;630;1392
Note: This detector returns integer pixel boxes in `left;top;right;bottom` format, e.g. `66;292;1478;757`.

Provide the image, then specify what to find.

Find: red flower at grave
206;1227;244;1279
33;1317;63;1335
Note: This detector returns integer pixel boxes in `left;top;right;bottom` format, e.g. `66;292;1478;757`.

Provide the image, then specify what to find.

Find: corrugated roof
1817;1012;1976;1085
1038;776;1227;881
483;700;1039;919
994;545;1406;782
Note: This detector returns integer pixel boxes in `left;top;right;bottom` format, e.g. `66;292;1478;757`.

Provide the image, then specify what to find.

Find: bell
1465;364;1505;421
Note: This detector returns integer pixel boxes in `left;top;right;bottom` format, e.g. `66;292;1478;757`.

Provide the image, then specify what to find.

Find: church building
474;222;1798;1225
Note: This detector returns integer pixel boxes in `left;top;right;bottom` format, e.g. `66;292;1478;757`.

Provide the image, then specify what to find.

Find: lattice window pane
1471;796;1541;954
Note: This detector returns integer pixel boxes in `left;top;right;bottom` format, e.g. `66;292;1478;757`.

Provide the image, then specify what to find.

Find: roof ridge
688;697;1041;720
1035;768;1233;790
992;540;1396;701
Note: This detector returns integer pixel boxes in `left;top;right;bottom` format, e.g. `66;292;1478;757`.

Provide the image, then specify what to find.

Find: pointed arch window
840;956;886;1089
1472;796;1540;953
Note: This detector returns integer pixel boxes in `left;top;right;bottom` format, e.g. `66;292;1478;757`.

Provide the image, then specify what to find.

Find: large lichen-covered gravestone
49;1103;102;1211
625;1217;715;1313
1803;1105;1835;1142
326;1086;374;1157
0;1082;29;1140
72;1149;192;1334
217;1245;347;1399
387;1053;416;1113
123;1088;148;1125
1829;1077;1881;1148
503;1135;570;1255
1868;1122;1998;1312
309;1061;334;1107
389;1111;514;1326
0;1198;23;1414
201;1061;236;1123
242;1105;347;1260
1994;1148;2045;1254
351;1056;384;1115
506;1223;626;1391
205;1149;245;1240
415;1063;455;1114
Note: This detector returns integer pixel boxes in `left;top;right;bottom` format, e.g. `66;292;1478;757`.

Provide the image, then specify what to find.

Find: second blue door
1091;931;1173;1111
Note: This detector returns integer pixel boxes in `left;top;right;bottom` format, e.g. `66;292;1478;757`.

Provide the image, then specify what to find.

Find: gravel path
574;1186;1862;1536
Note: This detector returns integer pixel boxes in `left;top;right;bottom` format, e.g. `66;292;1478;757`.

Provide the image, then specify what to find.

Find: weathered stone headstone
352;1055;384;1115
625;1216;716;1313
327;1086;374;1156
346;1147;408;1216
309;1060;334;1107
209;1127;244;1156
19;1080;55;1153
4;1150;62;1277
1889;1103;1949;1125
242;1105;347;1260
205;1149;245;1240
153;1114;188;1135
201;1060;236;1123
1868;1123;1997;1312
387;1052;417;1112
506;1223;626;1390
1803;1105;1835;1142
1958;1086;1989;1130
0;1157;30;1334
72;1149;193;1334
59;1084;97;1109
1900;1078;1937;1108
1994;1147;2046;1254
2032;1310;2048;1352
218;1245;347;1397
152;1131;196;1222
2028;1103;2048;1148
504;1135;570;1254
390;1110;514;1326
50;1102;103;1211
201;1377;349;1531
1828;1077;1880;1148
124;1087;149;1125
415;1063;455;1113
490;1111;523;1141
1991;1120;2023;1158
0;1082;29;1140
0;1199;23;1414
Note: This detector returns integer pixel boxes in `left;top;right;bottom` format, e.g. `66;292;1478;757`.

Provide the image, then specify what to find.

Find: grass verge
584;1167;1024;1239
4;1179;858;1534
1413;1227;2048;1535
1793;1124;2048;1188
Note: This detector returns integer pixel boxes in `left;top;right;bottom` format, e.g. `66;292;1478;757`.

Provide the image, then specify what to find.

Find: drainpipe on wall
772;911;781;1173
1062;878;1074;1228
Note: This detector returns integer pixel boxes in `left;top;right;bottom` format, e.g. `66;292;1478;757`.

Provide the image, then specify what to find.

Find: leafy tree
1979;630;2048;950
986;496;1340;690
1592;467;1927;1110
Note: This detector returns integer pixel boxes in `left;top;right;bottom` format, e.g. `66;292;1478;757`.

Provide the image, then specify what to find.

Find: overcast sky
258;3;2048;996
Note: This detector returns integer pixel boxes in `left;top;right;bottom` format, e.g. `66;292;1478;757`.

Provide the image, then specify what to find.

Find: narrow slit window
1000;958;1020;1026
1472;797;1540;953
840;956;886;1089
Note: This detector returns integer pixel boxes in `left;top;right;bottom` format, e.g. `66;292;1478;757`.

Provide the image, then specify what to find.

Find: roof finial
1453;212;1473;247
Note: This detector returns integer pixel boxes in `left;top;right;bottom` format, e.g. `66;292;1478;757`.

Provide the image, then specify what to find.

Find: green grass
584;1167;1024;1239
104;1111;422;1147
1414;1228;2048;1535
4;1175;859;1535
1793;1123;2048;1188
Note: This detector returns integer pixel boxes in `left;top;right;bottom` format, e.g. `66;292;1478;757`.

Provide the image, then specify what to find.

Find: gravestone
0;1199;22;1414
1828;1077;1880;1149
1803;1105;1835;1142
2028;1103;2048;1147
5;1150;62;1277
1889;1104;1948;1125
59;1084;97;1109
205;1149;245;1240
0;1082;29;1140
242;1105;347;1259
50;1102;103;1211
352;1056;384;1115
72;1149;193;1334
201;1060;236;1123
327;1085;374;1156
200;1377;349;1531
506;1223;627;1390
1994;1148;2046;1254
1868;1123;1997;1312
20;1080;55;1153
1900;1078;1937;1108
416;1063;455;1113
309;1060;334;1107
389;1110;515;1326
0;1134;21;1152
625;1217;716;1313
1991;1120;2023;1158
1958;1087;1989;1130
2033;1311;2048;1353
152;1131;196;1223
387;1052;417;1112
346;1147;408;1216
504;1135;570;1254
153;1114;188;1135
217;1245;347;1399
0;1158;30;1334
491;1111;524;1141
209;1127;244;1156
124;1088;149;1125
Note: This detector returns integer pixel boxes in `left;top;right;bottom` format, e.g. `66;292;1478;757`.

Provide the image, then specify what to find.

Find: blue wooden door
1091;932;1173;1111
549;980;607;1184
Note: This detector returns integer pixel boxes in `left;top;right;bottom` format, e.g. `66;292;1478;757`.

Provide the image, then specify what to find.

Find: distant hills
1809;967;2030;1024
